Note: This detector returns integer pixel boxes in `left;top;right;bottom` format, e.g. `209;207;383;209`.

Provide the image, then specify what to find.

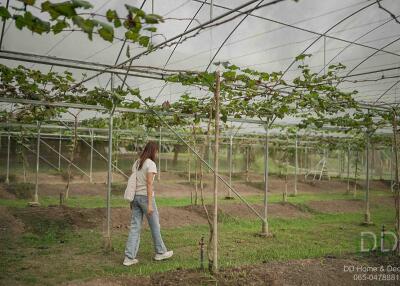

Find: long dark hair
138;141;158;170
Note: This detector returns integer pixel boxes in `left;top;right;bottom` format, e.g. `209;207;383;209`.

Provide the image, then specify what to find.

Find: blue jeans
124;195;167;259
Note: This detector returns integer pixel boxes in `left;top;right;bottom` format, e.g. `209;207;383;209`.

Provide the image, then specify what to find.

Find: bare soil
13;170;391;198
66;255;400;286
307;196;394;214
0;184;16;199
0;206;24;239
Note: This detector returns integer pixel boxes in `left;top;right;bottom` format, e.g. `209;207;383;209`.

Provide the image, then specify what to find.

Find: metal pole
339;149;342;178
106;109;114;248
89;129;94;183
347;145;351;193
208;142;212;172
294;132;298;196
188;146;191;182
227;135;233;199
212;69;220;273
58;128;62;170
158;126;161;181
34;122;41;203
364;131;371;224
305;145;308;172
5;133;10;185
261;126;269;235
391;145;394;192
246;145;249;182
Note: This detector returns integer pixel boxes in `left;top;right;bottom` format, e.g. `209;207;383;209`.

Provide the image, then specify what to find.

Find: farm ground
0;171;399;285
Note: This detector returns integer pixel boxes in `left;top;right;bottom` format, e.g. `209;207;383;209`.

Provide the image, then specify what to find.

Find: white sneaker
154;250;173;261
123;257;139;266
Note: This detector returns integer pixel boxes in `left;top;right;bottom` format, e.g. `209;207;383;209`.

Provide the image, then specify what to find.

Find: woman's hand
147;204;154;216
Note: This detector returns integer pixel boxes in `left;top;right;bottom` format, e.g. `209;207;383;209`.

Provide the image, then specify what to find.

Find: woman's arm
146;172;156;215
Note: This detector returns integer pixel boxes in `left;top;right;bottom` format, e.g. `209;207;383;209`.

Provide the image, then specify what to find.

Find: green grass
0;187;392;209
0;206;396;285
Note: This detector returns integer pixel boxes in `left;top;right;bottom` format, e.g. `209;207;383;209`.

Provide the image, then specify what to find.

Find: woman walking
123;141;173;266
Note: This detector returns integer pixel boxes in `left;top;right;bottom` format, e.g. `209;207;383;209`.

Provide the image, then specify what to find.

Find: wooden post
261;126;270;235
5;133;10;185
34;122;41;204
188;147;191;182
158;127;161;181
226;135;234;199
347;145;351;194
294;132;298;196
212;70;220;273
89;129;94;183
392;111;400;255
364;131;372;224
58;128;62;171
246;145;249;182
105;108;114;250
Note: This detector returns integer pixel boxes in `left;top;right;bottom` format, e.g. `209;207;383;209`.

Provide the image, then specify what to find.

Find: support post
212;70;220;273
391;145;395;192
338;150;342;178
294;132;298;196
347;145;351;194
33;122;41;204
58;128;62;171
392;111;400;255
261;126;270;236
188;147;191;182
105;108;114;249
89;129;94;183
158;126;161;181
226;135;234;199
5;133;10;185
364;131;372;225
246;145;249;182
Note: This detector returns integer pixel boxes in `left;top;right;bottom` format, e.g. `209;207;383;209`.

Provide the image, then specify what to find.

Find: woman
123;141;173;266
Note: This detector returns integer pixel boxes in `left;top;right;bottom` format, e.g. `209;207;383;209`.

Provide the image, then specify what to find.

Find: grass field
0;175;398;285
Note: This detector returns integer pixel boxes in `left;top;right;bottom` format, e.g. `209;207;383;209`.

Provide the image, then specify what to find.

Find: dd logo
360;231;398;252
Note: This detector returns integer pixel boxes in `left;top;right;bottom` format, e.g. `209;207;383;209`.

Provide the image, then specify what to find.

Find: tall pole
347;145;351;194
106;108;114;249
58;128;62;171
212;69;220;273
34;121;41;204
246;145;249;182
391;145;395;192
226;135;233;199
338;150;342;178
294;132;298;196
261;126;269;235
89;129;94;183
364;130;372;224
188;147;191;182
106;72;115;249
5;133;10;185
158;126;161;181
305;145;308;173
392;111;400;255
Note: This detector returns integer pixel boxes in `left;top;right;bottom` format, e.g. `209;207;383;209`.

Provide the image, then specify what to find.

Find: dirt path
66;256;400;286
